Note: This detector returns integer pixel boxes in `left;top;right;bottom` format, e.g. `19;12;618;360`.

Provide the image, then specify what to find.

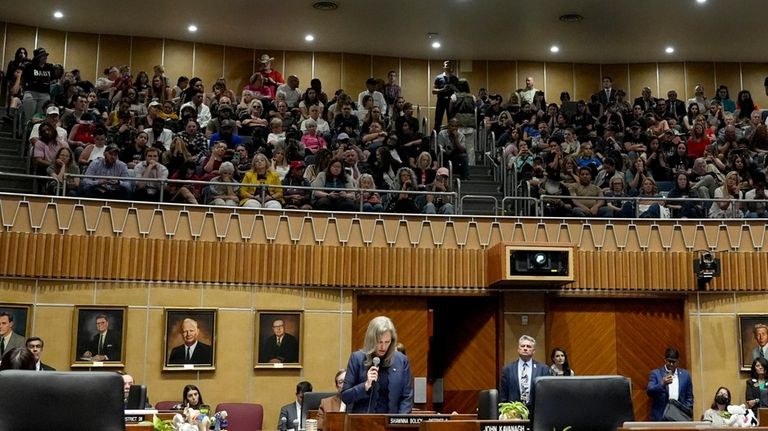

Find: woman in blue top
341;316;413;414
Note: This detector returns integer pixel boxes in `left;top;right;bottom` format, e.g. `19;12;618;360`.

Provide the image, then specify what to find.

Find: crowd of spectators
6;47;768;218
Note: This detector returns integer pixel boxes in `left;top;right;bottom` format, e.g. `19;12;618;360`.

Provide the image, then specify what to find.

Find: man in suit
82;313;122;361
666;90;687;121
596;76;617;108
318;370;346;430
26;337;55;371
633;87;657;113
646;347;694;421
168;317;213;365
260;318;299;363
499;335;551;417
0;311;27;356
751;323;768;360
278;380;313;431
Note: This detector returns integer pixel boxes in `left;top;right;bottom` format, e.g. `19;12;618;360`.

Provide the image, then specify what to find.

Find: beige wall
3;279;352;424
4;21;768;116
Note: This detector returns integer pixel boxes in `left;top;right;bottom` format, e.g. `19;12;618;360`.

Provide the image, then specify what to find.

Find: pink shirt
301;134;327;153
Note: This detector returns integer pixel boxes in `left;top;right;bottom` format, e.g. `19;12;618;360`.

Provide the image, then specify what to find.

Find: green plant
153;415;174;431
498;401;530;420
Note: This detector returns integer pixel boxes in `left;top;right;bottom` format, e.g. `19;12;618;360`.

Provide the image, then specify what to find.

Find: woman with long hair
311;157;356;211
735;90;758;122
746;357;768;416
666;172;703;218
709;171;743;218
702;387;733;425
172;385;205;410
240;153;283;209
550;348;574;376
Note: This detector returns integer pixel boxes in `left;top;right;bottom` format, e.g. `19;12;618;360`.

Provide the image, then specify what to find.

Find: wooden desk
619;427;768;430
760;407;768;426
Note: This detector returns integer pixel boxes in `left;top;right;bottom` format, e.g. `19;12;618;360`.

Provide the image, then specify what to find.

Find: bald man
168;318;213;365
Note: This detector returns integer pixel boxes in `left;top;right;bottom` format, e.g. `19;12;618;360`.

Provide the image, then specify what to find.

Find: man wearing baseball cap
420;167;455;214
20;47;55;124
81;144;131;199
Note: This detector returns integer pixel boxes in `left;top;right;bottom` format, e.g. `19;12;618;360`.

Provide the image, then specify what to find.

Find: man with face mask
647;347;694;421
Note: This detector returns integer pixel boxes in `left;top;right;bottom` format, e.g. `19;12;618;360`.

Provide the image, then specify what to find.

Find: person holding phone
647;347;694;421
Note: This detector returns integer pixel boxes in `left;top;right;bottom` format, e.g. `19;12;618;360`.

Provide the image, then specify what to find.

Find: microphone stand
366;380;377;413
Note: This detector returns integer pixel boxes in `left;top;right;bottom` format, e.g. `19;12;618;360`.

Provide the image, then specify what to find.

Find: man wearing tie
277;381;313;431
0;312;26;356
82;314;121;361
752;324;768;360
260;318;300;363
499;335;551;417
596;76;617;107
26;337;55;371
168;317;213;365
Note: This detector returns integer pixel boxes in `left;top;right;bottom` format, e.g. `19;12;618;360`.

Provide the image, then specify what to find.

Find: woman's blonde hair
362;316;398;367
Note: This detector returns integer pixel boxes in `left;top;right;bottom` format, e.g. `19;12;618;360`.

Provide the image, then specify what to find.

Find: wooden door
546;297;686;421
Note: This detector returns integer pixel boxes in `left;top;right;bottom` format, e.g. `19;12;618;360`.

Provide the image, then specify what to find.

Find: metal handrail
459;194;500;216
538;194;755;218
500;196;541;217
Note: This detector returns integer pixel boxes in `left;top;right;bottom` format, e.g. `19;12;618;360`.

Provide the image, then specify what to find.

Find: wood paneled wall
4;22;768;112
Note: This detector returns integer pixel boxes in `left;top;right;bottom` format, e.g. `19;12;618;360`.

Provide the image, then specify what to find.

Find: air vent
559;13;584;23
313;1;339;11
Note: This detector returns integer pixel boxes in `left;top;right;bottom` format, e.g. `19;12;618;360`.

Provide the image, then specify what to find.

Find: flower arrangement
153;408;228;431
498;401;529;420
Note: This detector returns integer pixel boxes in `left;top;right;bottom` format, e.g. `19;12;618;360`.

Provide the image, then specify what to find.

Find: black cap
33;47;49;60
104;144;120;154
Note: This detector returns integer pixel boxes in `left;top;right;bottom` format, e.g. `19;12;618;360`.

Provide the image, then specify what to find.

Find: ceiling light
305;34;315;42
665;46;675;54
696;0;707;3
188;25;198;33
312;1;338;10
550;45;560;53
53;11;64;19
432;41;441;49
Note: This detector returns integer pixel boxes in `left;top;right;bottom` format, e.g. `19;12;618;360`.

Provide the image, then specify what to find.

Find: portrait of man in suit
165;309;216;369
257;312;302;366
73;307;125;366
0;310;27;356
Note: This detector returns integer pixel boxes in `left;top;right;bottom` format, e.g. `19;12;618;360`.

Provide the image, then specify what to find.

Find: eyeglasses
336;379;345;385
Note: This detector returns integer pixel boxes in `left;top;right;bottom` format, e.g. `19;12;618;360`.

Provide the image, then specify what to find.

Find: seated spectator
200;141;228;179
420;167;454;215
163;137;197;178
167;161;202;205
574;141;602;171
361;105;389;136
172;384;205;411
388;167;420;213
180;90;211;129
271;145;290;180
120;130;150;169
237;90;255;116
299;87;324;120
745;171;768;218
601;176;634;218
413;152;436;189
240;153;283;209
32;122;70;176
311;158;356;211
239;99;269;139
438;118;469;180
29;105;68;147
206;103;236;137
133;147;168;202
80;145;131;199
396;121;424;167
282;161;313;210
702;387;733;426
108;110;139;149
175;118;208;157
209;119;242;150
594;157;622;191
637;178;668;218
78;126;108;168
358;173;383;212
625;157;652;195
0;347;36;371
709;171;744;218
300;105;331;139
46;147;80;196
277;75;301;109
146;119;174;152
357;77;387;114
690;157;722;199
267;118;287;151
68;113;97;158
668;142;694;175
244;72;274;102
540;171;575;217
666;172;704;218
332;103;360;139
206;162;239;206
643;138;669;181
304;148;333;183
569;166;611;217
509;141;535;180
301;119;328;158
369;145;400;191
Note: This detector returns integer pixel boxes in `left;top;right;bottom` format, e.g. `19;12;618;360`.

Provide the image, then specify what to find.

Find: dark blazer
341;350;413;414
745;378;766;415
39;362;55;371
596;88;618;107
86;330;122;361
633;96;657;113
259;333;299;363
277;401;302;431
667;99;687;120
499;359;551;411
646;366;694;421
168;341;213;365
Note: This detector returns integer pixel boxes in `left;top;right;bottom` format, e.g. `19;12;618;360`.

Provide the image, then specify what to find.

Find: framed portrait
255;310;303;368
71;306;127;368
164;308;217;371
0;304;32;350
739;314;768;371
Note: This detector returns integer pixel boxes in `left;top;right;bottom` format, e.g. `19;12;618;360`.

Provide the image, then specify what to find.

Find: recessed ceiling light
665;46;675;54
431;41;441;49
305;34;315;42
188;25;198;33
696;0;706;3
53;11;64;19
312;1;338;11
550;45;560;53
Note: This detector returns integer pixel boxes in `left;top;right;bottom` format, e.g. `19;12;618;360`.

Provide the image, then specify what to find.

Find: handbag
662;398;692;422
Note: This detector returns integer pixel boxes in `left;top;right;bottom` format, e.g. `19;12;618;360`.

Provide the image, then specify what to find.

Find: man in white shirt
357;78;387;114
516;77;540;105
752;323;768;360
180;90;211;128
300;105;330;136
277;75;301;109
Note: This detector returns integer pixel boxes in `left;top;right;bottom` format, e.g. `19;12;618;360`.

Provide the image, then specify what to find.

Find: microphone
367;357;381;413
279;416;287;431
371;357;381;383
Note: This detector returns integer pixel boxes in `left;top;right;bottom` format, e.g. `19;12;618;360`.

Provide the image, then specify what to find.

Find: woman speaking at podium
341;316;413;413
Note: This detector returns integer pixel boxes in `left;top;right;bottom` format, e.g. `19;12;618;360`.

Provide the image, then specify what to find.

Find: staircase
458;164;503;216
0;111;33;194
